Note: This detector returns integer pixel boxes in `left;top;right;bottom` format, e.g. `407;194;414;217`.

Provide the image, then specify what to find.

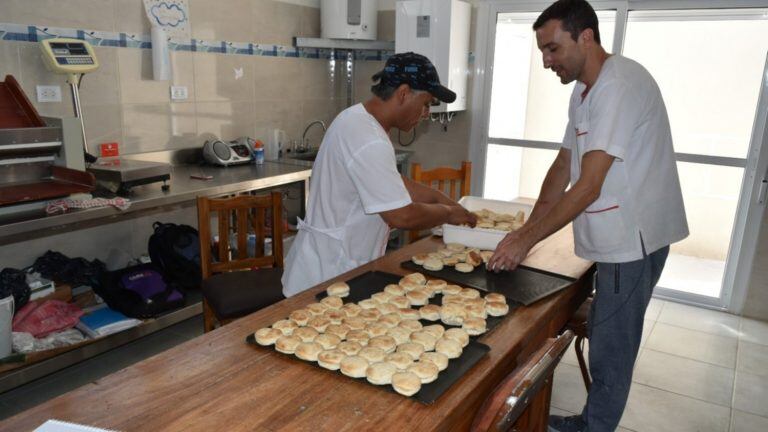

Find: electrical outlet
170;85;188;101
36;85;62;102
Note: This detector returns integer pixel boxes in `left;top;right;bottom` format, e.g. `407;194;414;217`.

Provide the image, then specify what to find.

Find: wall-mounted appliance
321;0;378;40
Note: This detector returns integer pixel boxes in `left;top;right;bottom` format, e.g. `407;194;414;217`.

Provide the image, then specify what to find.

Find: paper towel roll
151;26;171;81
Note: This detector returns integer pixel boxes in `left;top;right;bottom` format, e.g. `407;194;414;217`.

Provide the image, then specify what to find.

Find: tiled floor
1;302;767;432
553;298;768;432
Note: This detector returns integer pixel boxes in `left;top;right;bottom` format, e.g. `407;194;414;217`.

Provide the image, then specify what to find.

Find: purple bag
121;269;183;303
96;264;185;319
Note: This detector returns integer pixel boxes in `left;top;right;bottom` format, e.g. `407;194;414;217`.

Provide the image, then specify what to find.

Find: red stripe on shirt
576;130;588;136
585;205;619;214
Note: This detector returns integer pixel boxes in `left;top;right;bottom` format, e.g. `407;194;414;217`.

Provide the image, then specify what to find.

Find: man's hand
487;230;533;272
448;206;477;227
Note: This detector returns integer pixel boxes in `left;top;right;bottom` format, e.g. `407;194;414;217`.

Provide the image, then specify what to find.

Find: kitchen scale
40;38;172;194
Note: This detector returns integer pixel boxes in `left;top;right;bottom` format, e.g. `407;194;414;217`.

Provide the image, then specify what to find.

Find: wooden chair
197;192;285;332
409;161;472;243
565;297;592;391
471;330;575;432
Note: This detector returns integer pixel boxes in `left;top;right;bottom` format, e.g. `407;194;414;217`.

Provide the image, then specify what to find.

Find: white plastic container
321;0;378;40
442;196;533;250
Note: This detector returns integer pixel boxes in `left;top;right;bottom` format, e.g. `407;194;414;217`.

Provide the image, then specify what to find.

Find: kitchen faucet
301;120;327;152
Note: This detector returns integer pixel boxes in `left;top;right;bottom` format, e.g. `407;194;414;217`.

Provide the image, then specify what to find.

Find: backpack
148;222;202;290
96;263;185;319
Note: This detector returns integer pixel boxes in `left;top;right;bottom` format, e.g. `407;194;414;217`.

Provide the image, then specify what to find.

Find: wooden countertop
1;228;592;432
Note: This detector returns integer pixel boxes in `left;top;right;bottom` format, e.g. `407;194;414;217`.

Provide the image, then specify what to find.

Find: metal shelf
294;37;394;50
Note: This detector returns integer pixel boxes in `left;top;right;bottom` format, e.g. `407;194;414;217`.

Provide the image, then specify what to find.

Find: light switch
36;85;62;102
170;85;188;101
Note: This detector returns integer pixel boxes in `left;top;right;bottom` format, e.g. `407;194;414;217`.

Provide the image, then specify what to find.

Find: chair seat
202;267;284;319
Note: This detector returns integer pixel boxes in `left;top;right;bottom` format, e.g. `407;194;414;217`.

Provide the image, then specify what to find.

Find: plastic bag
11;300;84;338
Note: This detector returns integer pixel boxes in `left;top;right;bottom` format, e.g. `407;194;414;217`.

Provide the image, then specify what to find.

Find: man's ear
579;28;594;44
395;84;410;105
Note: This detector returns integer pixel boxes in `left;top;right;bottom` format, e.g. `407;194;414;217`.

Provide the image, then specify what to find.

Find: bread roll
323;309;345;325
307;316;330;332
378;313;402;328
317;349;345;370
410;331;438;351
358;299;380;310
453;252;468;263
441;256;460;266
289;309;311;326
465;304;488;319
462;317;487;336
408;361;439;384
420;351;449;371
398;319;423;332
444;328;470;347
397;342;425;360
321;295;344;309
440;303;467;326
315;333;342;350
486;301;510;317
326;281;350;298
337;341;363;356
459;288;481;299
466;250;483;267
406;289;429;306
371;291;393;304
368;335;397;353
341;302;363;317
386;352;415;370
272;319;298;335
386;326;412;345
359;308;382;322
479;250;494;264
345;329;370;346
421;284;438;299
388;295;410;309
376;303;399;316
425;279;447;293
306;302;328;316
343;316;366;330
365;322;389;338
366;361;398;385
275;335;301;354
399;281;422;292
422;324;446;339
435;338;463;359
423;258;444;271
398;308;420;321
442;294;465;305
446;242;465;252
419;304;441;321
255;327;282;346
484;293;506;304
326;324;351;339
384;284;406;296
391;372;422;396
411;253;430;265
293;326;319;342
358;346;386;363
295;341;323;361
437;248;454;257
427;252;444;260
454;263;473;273
340;355;369;378
442;284;462;296
402;273;427;285
465;297;487;308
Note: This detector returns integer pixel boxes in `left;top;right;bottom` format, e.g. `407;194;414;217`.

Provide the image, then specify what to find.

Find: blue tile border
0;23;394;61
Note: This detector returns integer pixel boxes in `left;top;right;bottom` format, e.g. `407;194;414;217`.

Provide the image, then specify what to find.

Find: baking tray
400;261;575;306
245;333;489;405
314;271;511;335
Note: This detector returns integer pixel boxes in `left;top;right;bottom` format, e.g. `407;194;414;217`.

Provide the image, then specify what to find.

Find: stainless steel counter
0;161;312;246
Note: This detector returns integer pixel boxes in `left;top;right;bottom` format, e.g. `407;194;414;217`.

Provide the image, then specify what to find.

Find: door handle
759;179;768;205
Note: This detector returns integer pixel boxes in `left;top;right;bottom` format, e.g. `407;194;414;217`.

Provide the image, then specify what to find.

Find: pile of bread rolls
253;274;509;397
472;209;525;231
411;243;494;273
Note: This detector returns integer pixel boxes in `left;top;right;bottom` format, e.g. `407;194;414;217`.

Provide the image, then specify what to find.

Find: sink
288;151;318;162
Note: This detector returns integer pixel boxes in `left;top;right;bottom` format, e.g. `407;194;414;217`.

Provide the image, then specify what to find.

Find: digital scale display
50;42;94;65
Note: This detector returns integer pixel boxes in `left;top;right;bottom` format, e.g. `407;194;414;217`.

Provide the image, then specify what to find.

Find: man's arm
488;150;614;271
401;175;460;206
379;201;477;231
527;148;572;224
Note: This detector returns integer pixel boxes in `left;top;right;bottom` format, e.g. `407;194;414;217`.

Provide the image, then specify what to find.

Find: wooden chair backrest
196;192;284;279
470;330;575;432
411;161;471;201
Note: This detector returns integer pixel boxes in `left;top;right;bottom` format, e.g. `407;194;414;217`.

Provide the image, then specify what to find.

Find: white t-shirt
562;55;689;263
281;104;412;296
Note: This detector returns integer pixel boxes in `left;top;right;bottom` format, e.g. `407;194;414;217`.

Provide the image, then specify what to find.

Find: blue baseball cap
377;52;456;103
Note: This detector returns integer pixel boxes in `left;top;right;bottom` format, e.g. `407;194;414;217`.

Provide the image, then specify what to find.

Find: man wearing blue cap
282;52;476;297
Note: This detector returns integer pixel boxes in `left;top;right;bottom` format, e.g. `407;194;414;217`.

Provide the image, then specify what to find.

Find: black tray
400;261;575;306
315;271;511;336
245;333;490;404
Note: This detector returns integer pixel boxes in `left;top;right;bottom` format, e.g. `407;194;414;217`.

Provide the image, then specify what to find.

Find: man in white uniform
282;52;476;297
488;1;688;431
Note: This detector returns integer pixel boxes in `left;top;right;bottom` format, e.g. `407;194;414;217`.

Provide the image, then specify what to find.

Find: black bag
0;268;30;311
96;263;185;319
148;222;202;290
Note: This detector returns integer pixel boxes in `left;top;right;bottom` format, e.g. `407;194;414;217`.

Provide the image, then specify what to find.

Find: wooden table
1;228;592;432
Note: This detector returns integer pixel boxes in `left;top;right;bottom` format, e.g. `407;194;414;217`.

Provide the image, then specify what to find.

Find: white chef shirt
281;104;412;296
562;55;689;263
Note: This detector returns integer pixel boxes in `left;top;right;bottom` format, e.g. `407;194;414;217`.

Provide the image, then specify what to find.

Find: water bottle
253;140;265;165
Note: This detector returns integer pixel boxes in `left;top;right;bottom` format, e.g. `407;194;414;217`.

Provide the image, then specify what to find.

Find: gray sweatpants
581;245;670;431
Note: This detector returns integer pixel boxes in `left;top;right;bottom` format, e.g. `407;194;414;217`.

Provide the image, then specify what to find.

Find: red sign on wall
100;142;119;157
